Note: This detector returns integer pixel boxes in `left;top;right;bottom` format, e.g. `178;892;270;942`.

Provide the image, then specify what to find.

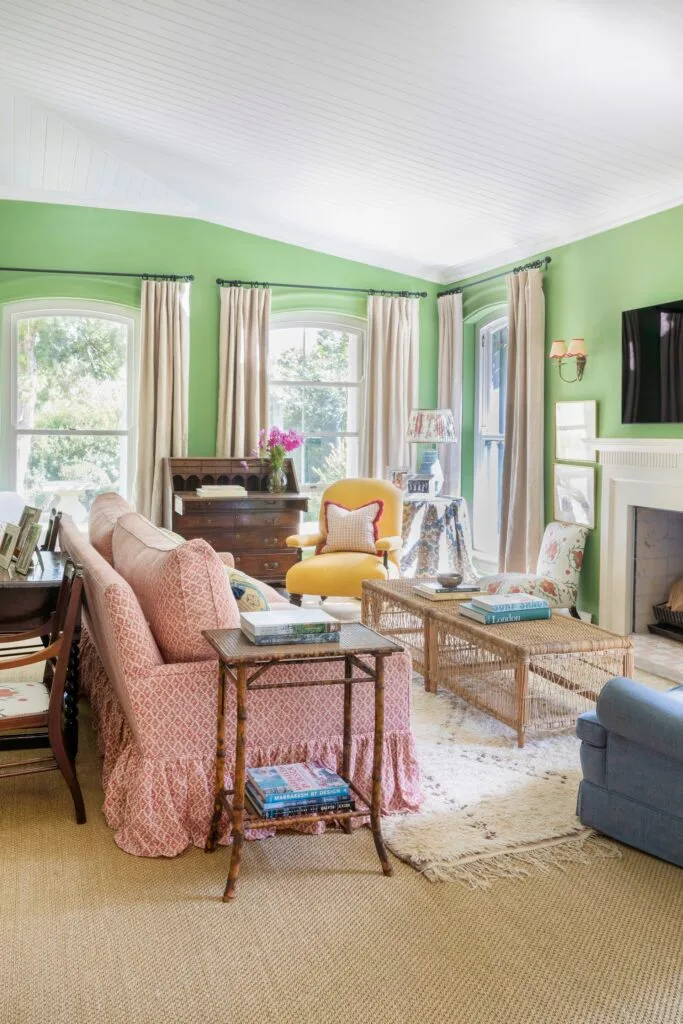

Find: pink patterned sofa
60;494;421;857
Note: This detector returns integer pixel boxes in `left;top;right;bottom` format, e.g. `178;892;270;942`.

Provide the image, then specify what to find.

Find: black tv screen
622;299;683;423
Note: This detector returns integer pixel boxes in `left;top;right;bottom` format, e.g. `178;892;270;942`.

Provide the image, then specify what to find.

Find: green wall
0;200;439;457
453;203;683;622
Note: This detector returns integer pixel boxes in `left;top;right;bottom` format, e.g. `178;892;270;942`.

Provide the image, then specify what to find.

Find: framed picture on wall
555;401;597;463
554;463;595;529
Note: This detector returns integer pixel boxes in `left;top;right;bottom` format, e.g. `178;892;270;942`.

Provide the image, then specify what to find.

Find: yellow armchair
285;479;403;601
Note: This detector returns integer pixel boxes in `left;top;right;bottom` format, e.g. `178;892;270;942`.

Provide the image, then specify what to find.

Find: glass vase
266;464;287;493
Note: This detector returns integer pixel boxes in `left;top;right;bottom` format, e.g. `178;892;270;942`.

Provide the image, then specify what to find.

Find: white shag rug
383;679;621;888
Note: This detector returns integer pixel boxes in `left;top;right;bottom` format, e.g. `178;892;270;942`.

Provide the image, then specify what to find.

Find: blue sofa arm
596;677;683;763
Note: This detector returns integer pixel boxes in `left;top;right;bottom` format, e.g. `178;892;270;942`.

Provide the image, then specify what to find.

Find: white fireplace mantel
592;437;683;632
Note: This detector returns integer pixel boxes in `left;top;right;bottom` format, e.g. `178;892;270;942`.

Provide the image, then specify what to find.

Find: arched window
1;299;138;520
268;312;365;523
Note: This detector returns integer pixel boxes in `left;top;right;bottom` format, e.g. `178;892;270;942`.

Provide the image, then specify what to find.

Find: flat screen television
622;299;683;423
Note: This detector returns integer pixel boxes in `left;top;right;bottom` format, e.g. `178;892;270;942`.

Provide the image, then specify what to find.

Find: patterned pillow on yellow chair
320;500;384;555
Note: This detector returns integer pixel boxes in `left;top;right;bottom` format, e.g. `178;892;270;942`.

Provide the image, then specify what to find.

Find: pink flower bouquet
257;427;303;491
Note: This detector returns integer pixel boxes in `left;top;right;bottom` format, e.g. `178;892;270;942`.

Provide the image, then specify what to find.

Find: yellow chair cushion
286;551;397;600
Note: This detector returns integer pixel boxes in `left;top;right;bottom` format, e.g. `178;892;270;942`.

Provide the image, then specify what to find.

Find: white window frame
473;314;508;563
0;298;139;500
268;310;366;493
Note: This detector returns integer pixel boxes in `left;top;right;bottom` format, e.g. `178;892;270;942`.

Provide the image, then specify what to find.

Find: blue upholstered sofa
577;676;683;867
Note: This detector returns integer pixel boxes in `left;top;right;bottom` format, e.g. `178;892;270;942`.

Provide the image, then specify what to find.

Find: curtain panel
361;295;419;479
499;268;545;573
437;292;464;496
134;279;190;526
216;286;270;458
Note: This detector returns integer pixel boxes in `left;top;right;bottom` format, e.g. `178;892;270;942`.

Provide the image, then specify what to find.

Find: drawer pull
263;560;280;570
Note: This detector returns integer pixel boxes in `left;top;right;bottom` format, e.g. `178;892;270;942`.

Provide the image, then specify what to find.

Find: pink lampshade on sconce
566;338;587;358
549;339;568;360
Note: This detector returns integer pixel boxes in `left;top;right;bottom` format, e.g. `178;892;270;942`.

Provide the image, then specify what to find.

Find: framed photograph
14;522;42;575
555;401;597;463
554;463;595;529
407;474;436;496
16;505;42;556
0;523;20;570
387;466;411;490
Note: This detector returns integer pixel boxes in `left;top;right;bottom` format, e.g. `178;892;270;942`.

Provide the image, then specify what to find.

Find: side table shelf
202;623;403;902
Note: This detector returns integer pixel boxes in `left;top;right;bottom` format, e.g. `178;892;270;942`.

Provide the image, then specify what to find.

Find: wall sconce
549;338;587;382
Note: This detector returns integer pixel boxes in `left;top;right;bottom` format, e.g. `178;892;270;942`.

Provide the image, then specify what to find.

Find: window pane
270;382;356;435
268;327;304;380
269;383;304;433
16;433;127;518
299;437;359;523
488;325;508;435
303;329;360;382
16;316;129;431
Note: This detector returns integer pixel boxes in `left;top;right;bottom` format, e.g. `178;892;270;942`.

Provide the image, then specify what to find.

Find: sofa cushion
88;492;132;564
112;512;239;662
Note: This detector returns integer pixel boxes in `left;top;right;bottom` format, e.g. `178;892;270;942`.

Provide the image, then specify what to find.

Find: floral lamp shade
406;408;457;444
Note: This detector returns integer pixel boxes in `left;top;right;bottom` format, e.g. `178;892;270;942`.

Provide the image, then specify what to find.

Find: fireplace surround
595;438;683;636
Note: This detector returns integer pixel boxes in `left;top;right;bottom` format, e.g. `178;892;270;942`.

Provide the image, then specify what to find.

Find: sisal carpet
3;699;683;1024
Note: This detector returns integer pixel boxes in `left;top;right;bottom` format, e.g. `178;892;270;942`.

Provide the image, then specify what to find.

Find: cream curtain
437;292;464;496
216;286;270;458
361;295;419;478
499;269;545;572
134;278;190;526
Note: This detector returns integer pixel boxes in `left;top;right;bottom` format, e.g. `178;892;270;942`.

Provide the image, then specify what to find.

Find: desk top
0;551;66;589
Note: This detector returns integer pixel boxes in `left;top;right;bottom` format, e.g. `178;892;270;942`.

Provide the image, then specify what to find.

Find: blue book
247;761;350;804
245;780;350;807
458;601;552;625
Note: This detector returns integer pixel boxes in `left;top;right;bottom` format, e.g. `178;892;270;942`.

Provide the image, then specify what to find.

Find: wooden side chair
0;559;85;823
41;508;62;552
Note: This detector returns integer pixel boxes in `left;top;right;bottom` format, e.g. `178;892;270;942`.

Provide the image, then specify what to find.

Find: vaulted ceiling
0;0;682;281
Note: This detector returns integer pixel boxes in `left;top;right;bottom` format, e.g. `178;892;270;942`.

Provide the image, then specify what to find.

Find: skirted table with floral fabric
400;496;477;582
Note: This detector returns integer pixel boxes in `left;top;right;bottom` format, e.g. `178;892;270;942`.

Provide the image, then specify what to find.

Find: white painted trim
0;297;139;500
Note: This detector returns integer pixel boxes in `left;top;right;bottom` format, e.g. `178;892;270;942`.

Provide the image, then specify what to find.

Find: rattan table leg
515;657;530;748
205;660;227;852
424;613;437;693
371;654;393;877
342;654;353;835
623;648;635;677
223;663;247;901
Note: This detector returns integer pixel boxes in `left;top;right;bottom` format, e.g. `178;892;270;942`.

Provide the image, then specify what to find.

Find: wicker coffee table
362;579;634;746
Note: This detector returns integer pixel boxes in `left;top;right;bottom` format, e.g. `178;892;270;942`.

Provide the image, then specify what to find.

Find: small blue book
459;601;552;625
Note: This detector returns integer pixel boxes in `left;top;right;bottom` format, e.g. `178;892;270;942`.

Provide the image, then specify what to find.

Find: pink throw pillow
320;500;384;555
112;513;239;663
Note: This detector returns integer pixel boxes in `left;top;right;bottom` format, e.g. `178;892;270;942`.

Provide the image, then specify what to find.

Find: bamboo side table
203;623;403;901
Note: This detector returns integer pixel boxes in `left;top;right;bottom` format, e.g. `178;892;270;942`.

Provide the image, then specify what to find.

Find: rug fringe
419;832;621;888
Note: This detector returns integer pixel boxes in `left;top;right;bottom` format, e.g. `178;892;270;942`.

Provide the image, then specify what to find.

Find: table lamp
406;408;457;495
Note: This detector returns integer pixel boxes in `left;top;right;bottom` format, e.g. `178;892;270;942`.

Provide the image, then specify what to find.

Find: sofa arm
375;535;402;553
597;677;683;763
217;551;235;568
286;532;323;549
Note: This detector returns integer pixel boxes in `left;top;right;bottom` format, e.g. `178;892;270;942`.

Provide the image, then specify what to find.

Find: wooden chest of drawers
164;457;308;587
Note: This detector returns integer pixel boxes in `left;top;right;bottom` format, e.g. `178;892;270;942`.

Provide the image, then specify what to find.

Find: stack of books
414;580;485;602
246;761;354;819
240;608;342;646
458;593;551;624
196;484;248;498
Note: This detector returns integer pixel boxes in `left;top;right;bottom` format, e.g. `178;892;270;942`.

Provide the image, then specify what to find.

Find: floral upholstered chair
479;521;589;618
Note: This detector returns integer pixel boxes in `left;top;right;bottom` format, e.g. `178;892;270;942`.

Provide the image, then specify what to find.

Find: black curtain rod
0;266;194;281
437;257;551;298
216;278;428;298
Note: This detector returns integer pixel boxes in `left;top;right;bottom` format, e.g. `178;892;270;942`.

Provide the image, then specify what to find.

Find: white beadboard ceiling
0;0;682;282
